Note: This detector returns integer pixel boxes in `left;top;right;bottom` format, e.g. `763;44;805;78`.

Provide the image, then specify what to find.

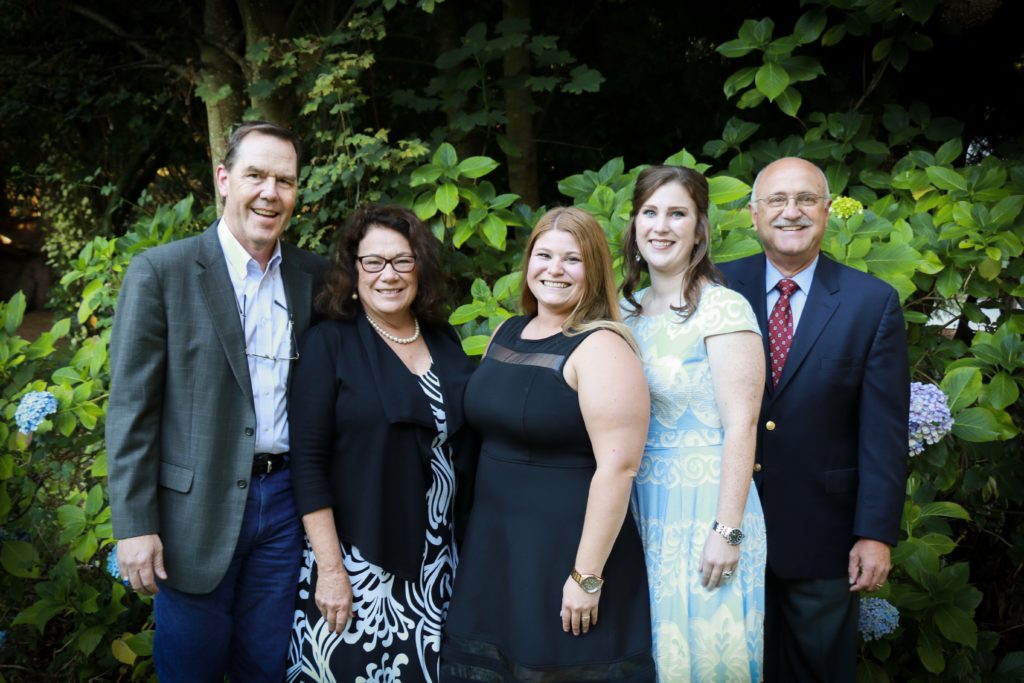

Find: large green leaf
933;604;977;648
933;138;963;165
940;366;982;413
12;598;63;634
863;242;920;277
563;65;605;94
717;39;755;59
754;62;789;101
461;335;489;357
432;143;458;169
983;372;1019;410
792;8;827;44
925;166;967;192
481;214;507;250
952;406;1014;442
1;540;40;578
723;67;757;97
4;291;26;335
989;194;1024;228
776;87;801;117
918;501;971;522
435;183;459;214
456;156;499;179
917;628;946;674
708;176;751;204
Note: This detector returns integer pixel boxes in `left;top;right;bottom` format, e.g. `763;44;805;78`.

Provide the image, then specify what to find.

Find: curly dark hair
620;165;725;319
316;203;447;325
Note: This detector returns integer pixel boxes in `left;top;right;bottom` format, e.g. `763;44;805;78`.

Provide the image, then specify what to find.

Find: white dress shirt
217;220;292;454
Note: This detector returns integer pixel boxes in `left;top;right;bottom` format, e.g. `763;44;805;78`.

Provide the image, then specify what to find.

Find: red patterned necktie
769;278;799;386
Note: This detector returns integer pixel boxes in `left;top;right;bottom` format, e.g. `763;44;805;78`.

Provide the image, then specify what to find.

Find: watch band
712;520;744;545
570;568;605;593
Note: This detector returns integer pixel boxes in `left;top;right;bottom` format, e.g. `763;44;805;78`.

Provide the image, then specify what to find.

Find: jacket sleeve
106;253;167;539
289;324;341;515
853;286;910;545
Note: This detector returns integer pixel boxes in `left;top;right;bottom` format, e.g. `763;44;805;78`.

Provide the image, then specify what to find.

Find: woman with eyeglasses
287;204;478;682
620;165;766;682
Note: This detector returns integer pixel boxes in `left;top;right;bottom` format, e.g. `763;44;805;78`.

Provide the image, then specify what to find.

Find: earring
351;292;359;300
634;252;642;262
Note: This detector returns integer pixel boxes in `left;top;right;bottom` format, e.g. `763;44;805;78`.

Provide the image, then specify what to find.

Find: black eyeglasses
755;193;825;210
356;255;417;273
237;297;299;362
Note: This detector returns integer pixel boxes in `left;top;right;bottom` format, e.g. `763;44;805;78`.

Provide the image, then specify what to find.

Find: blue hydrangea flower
908;382;954;456
860;597;899;641
14;391;58;434
106;545;130;586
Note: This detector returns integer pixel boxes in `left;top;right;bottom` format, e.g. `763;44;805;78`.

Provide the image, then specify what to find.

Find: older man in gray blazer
107;121;326;682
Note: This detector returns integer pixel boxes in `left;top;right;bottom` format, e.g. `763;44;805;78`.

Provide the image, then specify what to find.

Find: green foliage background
1;0;1023;681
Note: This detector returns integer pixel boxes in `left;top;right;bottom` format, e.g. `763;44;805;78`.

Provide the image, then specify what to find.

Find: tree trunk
432;1;474;161
236;0;295;126
200;0;246;211
502;0;539;208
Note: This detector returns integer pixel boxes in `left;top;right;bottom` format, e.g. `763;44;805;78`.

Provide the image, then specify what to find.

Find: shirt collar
217;219;282;281
764;255;818;295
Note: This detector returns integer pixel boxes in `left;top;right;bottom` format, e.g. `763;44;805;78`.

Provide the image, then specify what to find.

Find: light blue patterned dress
623;285;766;683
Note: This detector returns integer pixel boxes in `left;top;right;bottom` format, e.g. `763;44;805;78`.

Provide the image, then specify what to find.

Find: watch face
581;576;602;593
727;529;743;544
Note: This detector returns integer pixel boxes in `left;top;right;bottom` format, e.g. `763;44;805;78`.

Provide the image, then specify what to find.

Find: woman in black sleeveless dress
442;207;655;682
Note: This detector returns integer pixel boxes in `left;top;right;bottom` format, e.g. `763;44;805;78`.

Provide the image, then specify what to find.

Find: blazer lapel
196;223;254;407
280;243;314;337
772;255;841;396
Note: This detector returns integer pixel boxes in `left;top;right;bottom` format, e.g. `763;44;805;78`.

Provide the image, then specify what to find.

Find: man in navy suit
718;157;909;682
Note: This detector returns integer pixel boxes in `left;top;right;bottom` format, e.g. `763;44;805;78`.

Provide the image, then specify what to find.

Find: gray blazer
106;222;326;594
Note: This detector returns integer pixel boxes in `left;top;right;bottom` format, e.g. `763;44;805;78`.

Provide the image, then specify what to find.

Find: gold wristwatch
570;568;605;594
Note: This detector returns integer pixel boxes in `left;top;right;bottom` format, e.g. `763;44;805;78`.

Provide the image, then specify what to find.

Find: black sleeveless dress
441;317;654;682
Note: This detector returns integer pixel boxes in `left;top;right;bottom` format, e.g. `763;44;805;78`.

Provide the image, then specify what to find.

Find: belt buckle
261;457;273;475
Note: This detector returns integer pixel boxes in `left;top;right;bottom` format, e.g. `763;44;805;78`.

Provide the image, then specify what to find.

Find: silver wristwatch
712;520;744;545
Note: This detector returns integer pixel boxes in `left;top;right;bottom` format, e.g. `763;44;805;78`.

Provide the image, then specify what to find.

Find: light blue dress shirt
217;220;292;454
764;256;818;331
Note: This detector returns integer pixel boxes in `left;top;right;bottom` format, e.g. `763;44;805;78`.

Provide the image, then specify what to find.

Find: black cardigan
289;314;478;581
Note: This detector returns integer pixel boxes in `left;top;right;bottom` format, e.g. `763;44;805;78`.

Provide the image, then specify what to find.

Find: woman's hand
315;565;353;634
561;576;601;635
699;531;740;590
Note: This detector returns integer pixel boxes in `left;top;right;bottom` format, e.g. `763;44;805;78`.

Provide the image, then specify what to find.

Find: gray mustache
771;216;814;228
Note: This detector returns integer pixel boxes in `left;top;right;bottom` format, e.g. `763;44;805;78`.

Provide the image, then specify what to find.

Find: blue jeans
153;468;303;683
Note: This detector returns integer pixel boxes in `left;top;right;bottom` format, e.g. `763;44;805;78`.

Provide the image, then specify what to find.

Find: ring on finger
722;570;734;578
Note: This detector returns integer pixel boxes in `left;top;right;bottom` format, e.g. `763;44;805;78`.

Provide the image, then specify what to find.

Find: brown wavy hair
620;165;724;319
316;203;447;325
521;207;637;351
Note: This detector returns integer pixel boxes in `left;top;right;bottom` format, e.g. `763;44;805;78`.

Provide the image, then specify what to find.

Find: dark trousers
153;468;303;683
764;567;859;683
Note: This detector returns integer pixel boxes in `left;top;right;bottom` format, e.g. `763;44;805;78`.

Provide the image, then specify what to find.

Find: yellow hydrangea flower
830;195;864;220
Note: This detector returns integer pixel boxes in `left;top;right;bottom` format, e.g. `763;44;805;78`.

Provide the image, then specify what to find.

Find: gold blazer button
765;420;776;431
753;463;763;473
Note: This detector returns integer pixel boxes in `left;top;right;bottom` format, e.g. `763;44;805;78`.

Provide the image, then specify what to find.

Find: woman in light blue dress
620;165;767;682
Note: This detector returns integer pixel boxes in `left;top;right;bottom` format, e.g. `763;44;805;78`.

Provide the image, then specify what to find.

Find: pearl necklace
365;313;420;344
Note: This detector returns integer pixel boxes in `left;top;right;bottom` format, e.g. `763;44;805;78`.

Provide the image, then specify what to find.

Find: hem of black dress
440;633;654;682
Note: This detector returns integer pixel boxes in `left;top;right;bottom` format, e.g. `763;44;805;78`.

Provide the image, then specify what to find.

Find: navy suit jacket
719;254;909;579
